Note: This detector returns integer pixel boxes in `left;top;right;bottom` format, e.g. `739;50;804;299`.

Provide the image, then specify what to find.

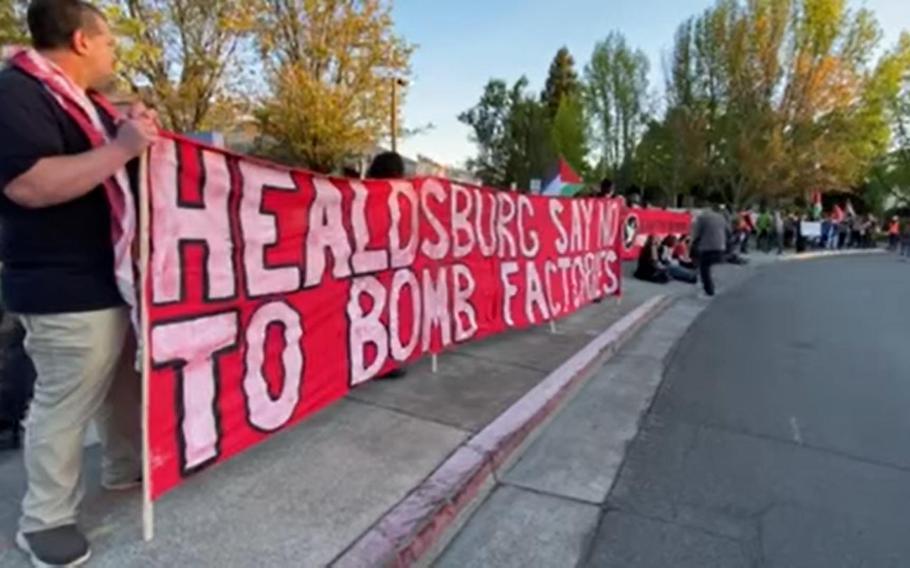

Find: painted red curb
333;295;671;568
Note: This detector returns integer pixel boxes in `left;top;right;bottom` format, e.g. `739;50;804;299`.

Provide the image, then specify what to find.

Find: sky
392;0;909;168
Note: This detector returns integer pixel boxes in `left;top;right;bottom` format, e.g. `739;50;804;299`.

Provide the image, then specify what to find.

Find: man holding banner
0;1;157;565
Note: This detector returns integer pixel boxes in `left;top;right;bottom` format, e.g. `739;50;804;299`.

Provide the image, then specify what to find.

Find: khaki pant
17;307;141;533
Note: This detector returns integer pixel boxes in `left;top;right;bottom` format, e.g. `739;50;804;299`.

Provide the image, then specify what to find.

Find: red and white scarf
7;48;137;314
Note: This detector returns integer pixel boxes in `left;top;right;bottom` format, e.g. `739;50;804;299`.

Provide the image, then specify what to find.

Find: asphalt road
592;255;910;567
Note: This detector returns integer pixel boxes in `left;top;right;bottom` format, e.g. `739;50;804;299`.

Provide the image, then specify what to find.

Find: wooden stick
138;151;155;543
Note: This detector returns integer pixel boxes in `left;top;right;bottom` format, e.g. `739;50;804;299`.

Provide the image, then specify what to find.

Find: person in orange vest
888;216;900;251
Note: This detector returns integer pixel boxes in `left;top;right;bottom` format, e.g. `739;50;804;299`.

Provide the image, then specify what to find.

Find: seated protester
659;236;698;285
673;235;696;269
634;236;670;284
366;152;408;379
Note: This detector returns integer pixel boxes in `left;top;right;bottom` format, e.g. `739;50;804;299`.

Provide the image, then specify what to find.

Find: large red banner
621;207;693;261
143;136;624;499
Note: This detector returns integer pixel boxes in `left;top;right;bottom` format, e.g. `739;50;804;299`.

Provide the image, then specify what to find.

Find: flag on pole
811;191;823;220
542;158;585;197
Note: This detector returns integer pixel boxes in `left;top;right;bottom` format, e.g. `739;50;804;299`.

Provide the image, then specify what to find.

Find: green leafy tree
649;0;910;207
585;32;650;187
550;95;588;177
543;47;581;117
0;0;26;47
101;0;258;132
255;0;412;173
460;77;554;189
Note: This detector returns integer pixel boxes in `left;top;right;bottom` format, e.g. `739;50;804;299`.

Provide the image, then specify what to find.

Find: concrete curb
332;295;673;568
782;248;886;262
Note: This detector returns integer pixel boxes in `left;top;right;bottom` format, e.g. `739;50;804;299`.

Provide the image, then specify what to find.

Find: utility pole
390;77;407;153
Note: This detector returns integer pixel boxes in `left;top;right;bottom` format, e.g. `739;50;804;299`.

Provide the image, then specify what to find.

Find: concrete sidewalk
0;251;846;567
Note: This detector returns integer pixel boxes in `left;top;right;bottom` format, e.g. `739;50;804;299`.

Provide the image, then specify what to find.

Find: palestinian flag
542;158;585;197
811;191;823;220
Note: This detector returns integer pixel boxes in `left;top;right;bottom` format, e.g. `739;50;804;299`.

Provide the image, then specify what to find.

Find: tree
585;32;650;188
458;79;511;185
255;0;411;173
543;47;581;117
0;0;26;46
101;0;257;133
550;95;588;177
460;77;554;189
649;0;910;207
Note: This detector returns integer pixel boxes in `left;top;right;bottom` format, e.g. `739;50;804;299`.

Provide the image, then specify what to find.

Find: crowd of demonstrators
0;0;159;566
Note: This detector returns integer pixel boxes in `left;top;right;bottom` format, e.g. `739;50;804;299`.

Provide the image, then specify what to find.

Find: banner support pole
549;320;557;334
138;151;155;543
431;354;438;374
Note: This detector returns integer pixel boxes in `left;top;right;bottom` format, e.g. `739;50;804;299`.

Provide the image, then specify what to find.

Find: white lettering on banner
389;181;420;269
544;260;562;316
550;200;568;254
603;250;620;295
579;200;595;250
452;264;479;341
305;178;353;287
597;201;620;249
590;252;603;299
496;193;518;258
151;311;239;471
500;261;520;326
570;201;585;252
421;267;453;352
452;184;475;258
525;262;551;324
152;141;234;304
584;253;597;300
517;196;540;258
243;302;303;432
557;257;572;310
239;162;301;297
350;181;390;274
347;276;389;386
390;269;421;362
572;257;585;308
474;188;498;257
421;180;451;260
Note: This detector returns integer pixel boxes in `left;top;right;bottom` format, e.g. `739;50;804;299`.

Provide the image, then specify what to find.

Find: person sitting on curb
634;236;670;284
672;235;696;269
659;236;697;284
